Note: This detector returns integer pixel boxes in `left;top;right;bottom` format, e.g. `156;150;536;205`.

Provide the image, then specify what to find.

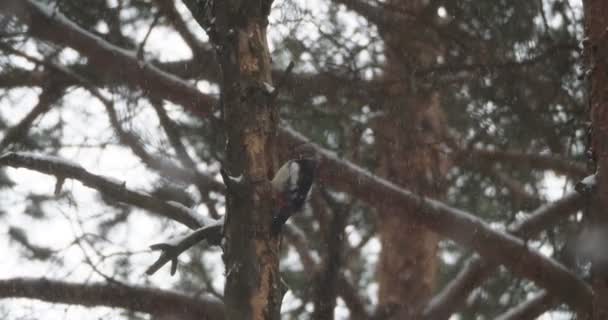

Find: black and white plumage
270;158;317;234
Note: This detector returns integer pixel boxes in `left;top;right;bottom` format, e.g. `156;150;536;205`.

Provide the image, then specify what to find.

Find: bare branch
0;151;207;229
0;67;49;88
153;0;209;56
136;10;162;59
146;218;224;275
0;277;225;320
5;45;224;194
284;224;370;319
150;99;200;169
151;99;222;218
8;226;54;260
495;291;557;320
1;150;223;277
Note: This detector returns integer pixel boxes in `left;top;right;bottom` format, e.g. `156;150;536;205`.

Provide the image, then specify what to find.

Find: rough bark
583;0;608;318
374;0;447;318
209;2;280;319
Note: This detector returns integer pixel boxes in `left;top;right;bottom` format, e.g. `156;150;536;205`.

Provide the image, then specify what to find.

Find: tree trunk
211;2;281;319
374;1;448;318
583;0;608;318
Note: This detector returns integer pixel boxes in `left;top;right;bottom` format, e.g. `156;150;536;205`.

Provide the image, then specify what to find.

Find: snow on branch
280;127;592;312
0;152;208;230
0;277;225;319
575;173;597;195
146;217;224;275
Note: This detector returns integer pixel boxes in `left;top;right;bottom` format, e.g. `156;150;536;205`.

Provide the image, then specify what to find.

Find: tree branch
151;99;222;218
284;224;370;319
146;218;224;275
0;0;215;116
333;0;405;30
0;84;65;151
0;277;225;320
0;151;213;230
153;0;209;57
3;44;224;194
495;291;557;320
422;192;584;319
458;153;542;209
0;67;49;88
7;226;54;260
0;0;375;118
280;127;592;314
459;148;587;178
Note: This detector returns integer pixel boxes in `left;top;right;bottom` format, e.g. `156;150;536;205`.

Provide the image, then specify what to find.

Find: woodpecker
270;152;318;234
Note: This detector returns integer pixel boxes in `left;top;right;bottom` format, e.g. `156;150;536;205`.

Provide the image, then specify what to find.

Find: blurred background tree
0;0;598;319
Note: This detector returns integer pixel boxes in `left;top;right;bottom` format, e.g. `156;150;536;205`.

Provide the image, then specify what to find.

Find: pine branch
0;277;225;320
0;151;208;229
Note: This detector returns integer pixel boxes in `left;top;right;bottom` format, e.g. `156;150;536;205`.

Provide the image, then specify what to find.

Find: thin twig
137;11;162;60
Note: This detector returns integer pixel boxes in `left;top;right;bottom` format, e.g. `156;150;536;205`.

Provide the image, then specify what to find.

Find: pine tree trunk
375;0;448;318
583;0;608;318
211;2;281;319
